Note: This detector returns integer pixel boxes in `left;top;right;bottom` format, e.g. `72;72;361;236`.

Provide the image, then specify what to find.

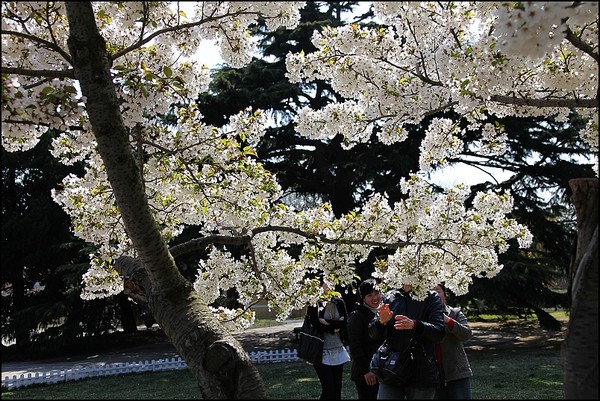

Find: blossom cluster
286;1;598;170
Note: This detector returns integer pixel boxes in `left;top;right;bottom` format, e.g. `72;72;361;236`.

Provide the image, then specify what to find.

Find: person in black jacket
347;279;384;399
368;284;445;399
306;281;351;400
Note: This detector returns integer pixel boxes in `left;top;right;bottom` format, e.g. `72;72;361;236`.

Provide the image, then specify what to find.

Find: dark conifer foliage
1;131;137;357
450;114;595;323
196;1;418;216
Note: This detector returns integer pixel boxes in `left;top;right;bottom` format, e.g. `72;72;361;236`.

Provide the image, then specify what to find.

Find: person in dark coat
432;283;473;399
347;279;384;399
368;284;445;399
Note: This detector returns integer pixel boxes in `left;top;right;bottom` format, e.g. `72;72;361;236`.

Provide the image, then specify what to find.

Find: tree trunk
116;256;268;399
64;2;268;398
563;178;598;399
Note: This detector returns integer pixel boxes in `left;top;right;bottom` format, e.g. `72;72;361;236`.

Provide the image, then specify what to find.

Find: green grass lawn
1;346;564;399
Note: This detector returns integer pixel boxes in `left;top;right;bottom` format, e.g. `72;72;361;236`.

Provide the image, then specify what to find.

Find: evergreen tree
1;131;135;356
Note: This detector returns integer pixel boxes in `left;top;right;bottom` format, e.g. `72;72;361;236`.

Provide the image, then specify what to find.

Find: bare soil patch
466;317;567;353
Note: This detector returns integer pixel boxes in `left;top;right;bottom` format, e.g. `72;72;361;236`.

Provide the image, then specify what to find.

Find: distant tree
451;113;595;327
1;131;134;355
197;1;399;217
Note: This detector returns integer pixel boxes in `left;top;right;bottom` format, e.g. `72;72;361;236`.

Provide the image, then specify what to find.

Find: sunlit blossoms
2;2;594;327
286;1;598;168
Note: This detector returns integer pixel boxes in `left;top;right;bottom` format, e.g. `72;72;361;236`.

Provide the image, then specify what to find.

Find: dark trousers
354;378;379;399
435;377;472;399
313;363;344;400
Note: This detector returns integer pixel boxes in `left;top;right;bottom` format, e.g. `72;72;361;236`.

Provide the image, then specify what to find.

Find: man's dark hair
358;278;379;300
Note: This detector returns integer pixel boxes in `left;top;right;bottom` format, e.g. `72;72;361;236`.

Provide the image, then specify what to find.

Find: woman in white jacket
306;281;351;400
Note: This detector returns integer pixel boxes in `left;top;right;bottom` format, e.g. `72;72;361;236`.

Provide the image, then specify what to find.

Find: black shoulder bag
369;336;417;385
297;314;324;365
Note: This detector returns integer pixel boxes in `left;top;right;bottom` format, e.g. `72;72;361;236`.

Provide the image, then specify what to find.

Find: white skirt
322;345;351;366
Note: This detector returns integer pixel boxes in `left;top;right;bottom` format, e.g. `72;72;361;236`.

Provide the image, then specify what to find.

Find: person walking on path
369;283;445;400
347;278;384;399
306;281;351;400
432;283;473;399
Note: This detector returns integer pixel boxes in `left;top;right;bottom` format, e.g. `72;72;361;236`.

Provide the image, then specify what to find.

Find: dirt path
466;318;567;352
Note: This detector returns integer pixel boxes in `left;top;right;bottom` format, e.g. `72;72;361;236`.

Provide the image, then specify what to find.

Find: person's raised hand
378;303;393;324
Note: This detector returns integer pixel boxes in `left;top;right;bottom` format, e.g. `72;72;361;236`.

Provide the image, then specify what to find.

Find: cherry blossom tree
2;1;596;398
285;3;598;397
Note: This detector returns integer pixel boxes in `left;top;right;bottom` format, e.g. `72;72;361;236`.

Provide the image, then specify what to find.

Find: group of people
301;278;473;400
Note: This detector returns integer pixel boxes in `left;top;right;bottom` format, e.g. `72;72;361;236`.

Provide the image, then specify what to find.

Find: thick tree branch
1;66;75;80
253;225;412;248
565;26;599;63
170;235;251;258
114;256;152;304
169;226;412;260
1;29;73;64
489;95;597;108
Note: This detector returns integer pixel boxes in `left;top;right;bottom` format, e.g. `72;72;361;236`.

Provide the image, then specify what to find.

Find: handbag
297;314;324;365
369;337;417;385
